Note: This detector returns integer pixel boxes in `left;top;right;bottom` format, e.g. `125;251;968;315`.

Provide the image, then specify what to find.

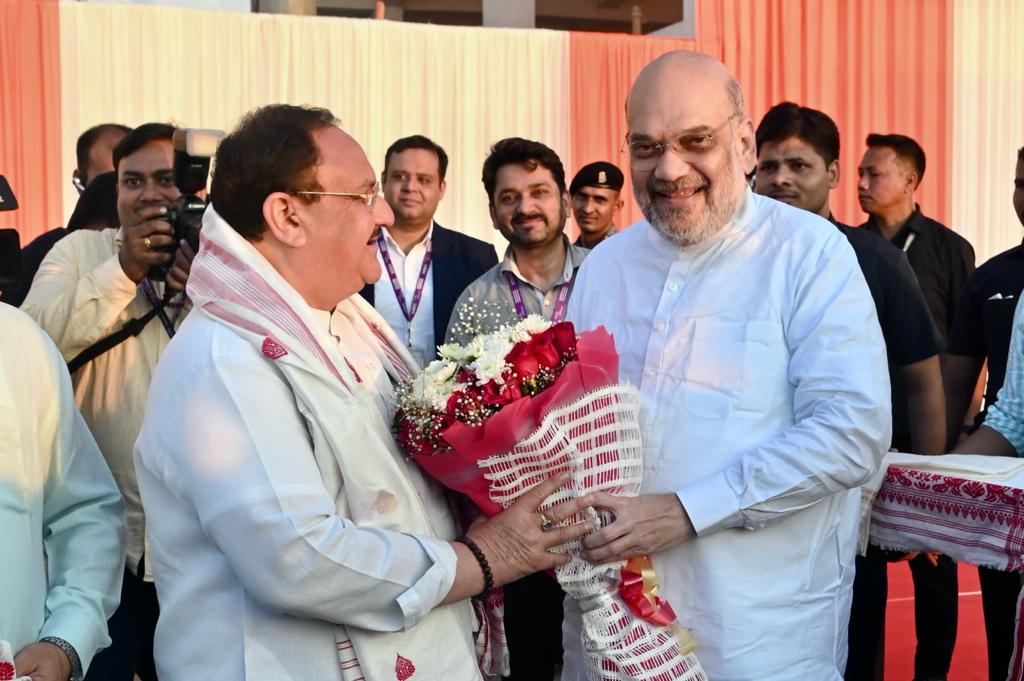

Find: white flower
424;359;458;383
470;339;514;385
518;314;552;336
437;342;470;363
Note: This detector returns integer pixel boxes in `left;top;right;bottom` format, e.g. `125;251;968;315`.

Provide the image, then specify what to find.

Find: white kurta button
668;282;679;292
645;369;655;377
654;321;666;332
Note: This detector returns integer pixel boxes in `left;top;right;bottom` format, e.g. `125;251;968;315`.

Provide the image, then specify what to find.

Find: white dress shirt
564;191;891;681
374;224;435;364
0;303;125;671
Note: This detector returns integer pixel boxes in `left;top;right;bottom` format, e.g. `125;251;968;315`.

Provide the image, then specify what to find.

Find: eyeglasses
623;114;739;170
295;183;381;210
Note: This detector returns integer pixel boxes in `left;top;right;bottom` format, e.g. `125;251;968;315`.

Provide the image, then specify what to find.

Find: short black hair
211;104;338;242
1018;146;1024;162
384;135;449;182
482;137;566;202
866;133;927;185
112;123;176;174
76;123;132;183
755;102;840;165
66;171;119;232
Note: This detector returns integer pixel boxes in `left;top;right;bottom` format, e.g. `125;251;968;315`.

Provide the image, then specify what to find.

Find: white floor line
888;590;981;603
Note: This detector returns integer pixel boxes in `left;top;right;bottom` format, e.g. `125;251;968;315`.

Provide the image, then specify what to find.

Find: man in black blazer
360;135;497;364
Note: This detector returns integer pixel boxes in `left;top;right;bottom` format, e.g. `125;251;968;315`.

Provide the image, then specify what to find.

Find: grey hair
727;77;746;118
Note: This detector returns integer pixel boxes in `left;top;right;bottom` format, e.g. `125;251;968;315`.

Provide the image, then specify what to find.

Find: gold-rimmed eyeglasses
623;114;739;171
295;183;381;210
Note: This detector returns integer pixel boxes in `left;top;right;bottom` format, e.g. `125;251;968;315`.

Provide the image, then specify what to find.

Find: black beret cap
569;161;624;195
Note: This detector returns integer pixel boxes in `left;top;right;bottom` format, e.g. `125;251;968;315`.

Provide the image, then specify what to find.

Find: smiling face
116;139;181;229
571;185;622;238
381;147;446;226
291;126;394;307
489;161;568;251
755;136;838;218
626;53;755;249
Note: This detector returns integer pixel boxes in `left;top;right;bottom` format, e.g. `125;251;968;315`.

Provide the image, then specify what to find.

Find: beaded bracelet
455;535;494;597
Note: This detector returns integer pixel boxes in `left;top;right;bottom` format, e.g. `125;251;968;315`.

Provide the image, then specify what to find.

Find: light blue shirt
0;303;125;671
984;296;1024;453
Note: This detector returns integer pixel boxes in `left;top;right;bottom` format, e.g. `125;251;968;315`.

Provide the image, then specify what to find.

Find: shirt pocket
680;319;787;419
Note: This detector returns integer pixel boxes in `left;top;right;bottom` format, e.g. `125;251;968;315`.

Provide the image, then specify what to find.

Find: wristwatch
40;636;83;681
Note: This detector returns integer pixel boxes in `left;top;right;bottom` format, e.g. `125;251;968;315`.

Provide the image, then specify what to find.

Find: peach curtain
569;0;953;231
0;0;62;245
951;0;1024;264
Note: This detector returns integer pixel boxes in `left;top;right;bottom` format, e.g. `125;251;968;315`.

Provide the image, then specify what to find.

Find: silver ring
539;511;554;532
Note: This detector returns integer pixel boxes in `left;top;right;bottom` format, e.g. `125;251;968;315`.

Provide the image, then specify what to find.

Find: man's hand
13;641;71;681
582;492;695;564
166;238;196;292
466;473;595;587
118;205;175;283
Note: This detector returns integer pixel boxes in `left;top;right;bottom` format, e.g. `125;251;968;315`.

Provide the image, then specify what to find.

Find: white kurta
564;191;891;681
0;303;125;671
134;305;474;681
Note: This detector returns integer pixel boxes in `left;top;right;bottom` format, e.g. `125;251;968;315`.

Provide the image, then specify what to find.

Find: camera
148;128;224;281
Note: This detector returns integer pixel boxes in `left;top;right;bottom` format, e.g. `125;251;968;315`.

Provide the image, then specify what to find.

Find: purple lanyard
378;235;432;323
504;270;575;323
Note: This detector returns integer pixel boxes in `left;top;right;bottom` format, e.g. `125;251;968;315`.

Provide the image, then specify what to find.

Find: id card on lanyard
504;270;575;323
378;234;432;364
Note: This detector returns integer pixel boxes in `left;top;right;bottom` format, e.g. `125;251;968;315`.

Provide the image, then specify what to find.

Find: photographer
22;122;194;681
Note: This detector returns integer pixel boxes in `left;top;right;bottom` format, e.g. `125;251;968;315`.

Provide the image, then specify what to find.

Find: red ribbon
618;555;678;626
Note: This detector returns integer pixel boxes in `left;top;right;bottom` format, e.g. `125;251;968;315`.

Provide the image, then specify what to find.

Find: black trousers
85;564;159;681
846;548;958;681
502;571;564;681
979;566;1023;681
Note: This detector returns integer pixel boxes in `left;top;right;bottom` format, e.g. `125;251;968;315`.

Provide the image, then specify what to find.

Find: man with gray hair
565;51;891;679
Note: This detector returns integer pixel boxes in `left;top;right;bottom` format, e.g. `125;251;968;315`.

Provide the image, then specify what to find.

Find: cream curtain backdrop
952;0;1024;265
58;2;571;248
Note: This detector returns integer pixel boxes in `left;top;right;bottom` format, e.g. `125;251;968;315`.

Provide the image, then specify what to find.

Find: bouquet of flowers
394;315;706;681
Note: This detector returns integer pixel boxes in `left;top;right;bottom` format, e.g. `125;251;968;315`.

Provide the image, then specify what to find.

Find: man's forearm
900;355;946;454
952;425;1018;457
906;386;946;454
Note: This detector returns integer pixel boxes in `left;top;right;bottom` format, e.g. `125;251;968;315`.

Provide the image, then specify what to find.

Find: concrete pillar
482;0;534;29
260;0;316;14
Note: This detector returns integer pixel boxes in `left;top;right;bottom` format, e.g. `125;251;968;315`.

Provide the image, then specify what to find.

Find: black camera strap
67;290;175;374
141;278;179;339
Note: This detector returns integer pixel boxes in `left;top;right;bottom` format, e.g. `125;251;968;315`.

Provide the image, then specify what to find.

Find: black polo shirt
831;217;943;441
860;206;975;339
948;243;1024;421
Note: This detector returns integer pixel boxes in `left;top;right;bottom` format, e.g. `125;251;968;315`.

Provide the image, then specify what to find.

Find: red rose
481;377;523;407
431;411;455;432
507;341;541;380
551;321;577;355
528;329;562;370
397;419;431;457
447;388;485;420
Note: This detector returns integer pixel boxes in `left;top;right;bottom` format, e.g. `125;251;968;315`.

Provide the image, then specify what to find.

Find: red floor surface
884;561;988;680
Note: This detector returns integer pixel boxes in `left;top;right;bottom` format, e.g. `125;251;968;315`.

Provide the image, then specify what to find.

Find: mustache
648;176;709;195
512;212;546;226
